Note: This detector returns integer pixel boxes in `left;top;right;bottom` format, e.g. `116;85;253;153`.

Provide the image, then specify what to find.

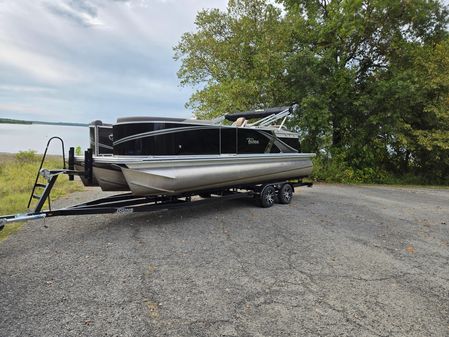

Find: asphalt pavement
1;184;448;337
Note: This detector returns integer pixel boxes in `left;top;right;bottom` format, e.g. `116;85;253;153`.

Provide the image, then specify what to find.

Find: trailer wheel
260;185;276;208
278;183;293;204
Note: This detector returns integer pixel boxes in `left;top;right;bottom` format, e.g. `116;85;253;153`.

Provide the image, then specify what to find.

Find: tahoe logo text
246;137;259;145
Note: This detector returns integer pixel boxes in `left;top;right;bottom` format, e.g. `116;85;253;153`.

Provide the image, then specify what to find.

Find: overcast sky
0;0;227;124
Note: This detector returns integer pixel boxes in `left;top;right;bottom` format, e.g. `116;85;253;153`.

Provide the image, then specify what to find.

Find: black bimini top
115;116;214;125
224;106;291;122
116;116;186;123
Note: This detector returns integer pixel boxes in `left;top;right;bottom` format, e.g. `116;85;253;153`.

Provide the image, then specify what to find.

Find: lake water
0;124;90;155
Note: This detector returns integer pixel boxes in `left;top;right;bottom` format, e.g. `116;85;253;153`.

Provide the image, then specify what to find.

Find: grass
0;151;83;241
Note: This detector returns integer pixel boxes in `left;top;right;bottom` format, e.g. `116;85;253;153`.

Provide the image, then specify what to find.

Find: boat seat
232;117;247;127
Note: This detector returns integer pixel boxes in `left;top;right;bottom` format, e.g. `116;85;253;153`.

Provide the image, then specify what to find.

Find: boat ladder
27;137;66;212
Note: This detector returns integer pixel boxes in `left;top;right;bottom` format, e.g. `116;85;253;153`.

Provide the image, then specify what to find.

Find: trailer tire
278;183;293;204
260;185;276;208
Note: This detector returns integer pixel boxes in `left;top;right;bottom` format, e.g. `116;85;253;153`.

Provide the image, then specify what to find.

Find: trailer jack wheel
278;183;293;204
260;185;276;208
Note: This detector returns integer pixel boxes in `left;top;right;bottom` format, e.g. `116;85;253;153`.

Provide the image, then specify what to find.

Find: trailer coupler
0;213;47;230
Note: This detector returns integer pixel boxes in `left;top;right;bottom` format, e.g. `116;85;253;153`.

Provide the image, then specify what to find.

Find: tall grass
0;151;83;241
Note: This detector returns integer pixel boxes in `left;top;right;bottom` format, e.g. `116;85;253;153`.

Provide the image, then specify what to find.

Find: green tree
174;0;291;119
279;0;448;182
390;39;449;180
283;0;448;145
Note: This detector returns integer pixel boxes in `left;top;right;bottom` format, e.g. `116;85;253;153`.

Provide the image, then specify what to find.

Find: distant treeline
0;118;31;125
175;0;449;184
0;118;87;127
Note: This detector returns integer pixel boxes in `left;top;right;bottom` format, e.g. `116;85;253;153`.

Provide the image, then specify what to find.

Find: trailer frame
0;142;312;231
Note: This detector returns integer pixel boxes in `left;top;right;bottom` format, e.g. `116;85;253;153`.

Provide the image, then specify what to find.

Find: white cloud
0;0;228;124
0;39;84;84
0;103;39;113
45;1;104;27
0;85;55;94
0;103;55;118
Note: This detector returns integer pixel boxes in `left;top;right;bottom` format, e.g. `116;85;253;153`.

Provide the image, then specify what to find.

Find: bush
75;146;82;156
311;154;449;185
15;150;38;163
312;155;389;184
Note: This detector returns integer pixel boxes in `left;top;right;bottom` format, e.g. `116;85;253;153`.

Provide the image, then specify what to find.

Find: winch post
68;147;75;181
84;149;93;185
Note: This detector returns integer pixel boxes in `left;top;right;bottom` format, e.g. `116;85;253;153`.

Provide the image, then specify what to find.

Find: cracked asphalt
1;184;449;337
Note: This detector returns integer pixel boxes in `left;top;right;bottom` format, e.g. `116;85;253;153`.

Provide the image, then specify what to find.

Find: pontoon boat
74;105;315;196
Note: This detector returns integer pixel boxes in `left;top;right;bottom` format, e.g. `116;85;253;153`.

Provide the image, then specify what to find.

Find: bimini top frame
222;103;298;130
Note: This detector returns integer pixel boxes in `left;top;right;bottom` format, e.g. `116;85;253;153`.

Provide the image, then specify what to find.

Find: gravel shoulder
1;184;448;337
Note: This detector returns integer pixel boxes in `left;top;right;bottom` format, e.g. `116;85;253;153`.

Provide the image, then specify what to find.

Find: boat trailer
0;174;312;231
0;139;313;231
